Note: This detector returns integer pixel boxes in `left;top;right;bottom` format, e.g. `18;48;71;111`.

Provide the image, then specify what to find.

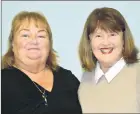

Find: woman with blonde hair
78;7;140;113
2;11;82;114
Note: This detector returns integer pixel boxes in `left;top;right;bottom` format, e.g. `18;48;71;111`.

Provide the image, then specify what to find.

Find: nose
102;35;110;45
30;35;38;45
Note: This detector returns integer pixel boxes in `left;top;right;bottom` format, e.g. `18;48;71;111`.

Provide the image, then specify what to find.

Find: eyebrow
19;29;47;33
93;32;102;35
19;29;30;32
38;30;47;33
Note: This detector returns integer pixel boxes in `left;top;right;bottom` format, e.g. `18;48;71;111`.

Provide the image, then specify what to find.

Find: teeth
101;49;110;53
100;48;113;54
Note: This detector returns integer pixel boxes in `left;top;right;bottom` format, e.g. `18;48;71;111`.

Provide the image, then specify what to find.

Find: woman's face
90;28;124;67
12;21;50;66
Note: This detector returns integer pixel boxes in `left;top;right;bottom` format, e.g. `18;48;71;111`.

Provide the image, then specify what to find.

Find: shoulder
2;67;19;80
55;66;74;74
55;66;76;78
124;61;140;82
2;67;28;91
2;67;15;74
127;62;140;69
134;62;140;111
78;71;94;98
2;67;22;100
123;62;140;74
81;70;94;83
135;62;140;75
54;66;80;88
125;62;140;112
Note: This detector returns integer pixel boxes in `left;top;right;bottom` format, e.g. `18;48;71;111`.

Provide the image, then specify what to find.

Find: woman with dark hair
78;7;140;113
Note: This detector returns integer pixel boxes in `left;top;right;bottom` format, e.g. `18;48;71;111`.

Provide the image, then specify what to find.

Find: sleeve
68;70;80;90
1;70;14;114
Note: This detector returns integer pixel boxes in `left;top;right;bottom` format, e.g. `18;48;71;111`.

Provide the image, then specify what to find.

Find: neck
100;65;110;73
100;57;123;73
14;60;46;74
100;61;115;73
99;57;122;73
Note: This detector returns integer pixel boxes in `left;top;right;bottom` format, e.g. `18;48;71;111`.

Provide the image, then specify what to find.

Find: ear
89;43;92;53
12;42;14;52
89;34;92;41
12;42;14;48
122;39;124;50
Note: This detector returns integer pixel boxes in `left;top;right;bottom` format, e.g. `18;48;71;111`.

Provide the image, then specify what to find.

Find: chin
100;60;113;64
100;58;119;66
27;56;41;60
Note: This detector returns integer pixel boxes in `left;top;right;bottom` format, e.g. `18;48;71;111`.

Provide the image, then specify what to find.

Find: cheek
114;40;124;50
91;42;101;58
13;40;27;54
91;40;100;50
40;40;50;51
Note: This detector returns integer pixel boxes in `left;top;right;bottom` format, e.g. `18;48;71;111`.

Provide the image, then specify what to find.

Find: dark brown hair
79;7;139;71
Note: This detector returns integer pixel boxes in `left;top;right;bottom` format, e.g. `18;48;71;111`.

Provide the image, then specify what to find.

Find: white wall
2;1;140;80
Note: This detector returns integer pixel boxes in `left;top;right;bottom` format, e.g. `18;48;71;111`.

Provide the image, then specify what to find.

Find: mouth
28;48;40;50
100;47;113;54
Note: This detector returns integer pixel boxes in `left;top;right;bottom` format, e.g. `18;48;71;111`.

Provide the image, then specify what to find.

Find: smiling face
90;28;124;67
12;20;50;66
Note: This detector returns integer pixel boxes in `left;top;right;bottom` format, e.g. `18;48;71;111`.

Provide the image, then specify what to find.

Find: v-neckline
11;66;55;94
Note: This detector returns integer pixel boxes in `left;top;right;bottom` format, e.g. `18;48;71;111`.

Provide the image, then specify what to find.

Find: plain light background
2;1;140;80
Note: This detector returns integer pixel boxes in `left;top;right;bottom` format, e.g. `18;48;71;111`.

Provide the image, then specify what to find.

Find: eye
21;34;29;38
110;33;117;36
37;35;46;38
95;35;101;38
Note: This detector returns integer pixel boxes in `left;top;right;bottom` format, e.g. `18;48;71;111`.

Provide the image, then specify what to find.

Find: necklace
32;81;48;106
13;65;48;106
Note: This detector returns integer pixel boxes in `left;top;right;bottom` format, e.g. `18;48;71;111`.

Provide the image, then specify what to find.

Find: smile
100;48;113;54
28;48;40;50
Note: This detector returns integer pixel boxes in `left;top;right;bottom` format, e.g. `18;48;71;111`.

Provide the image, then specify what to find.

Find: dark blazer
2;66;82;114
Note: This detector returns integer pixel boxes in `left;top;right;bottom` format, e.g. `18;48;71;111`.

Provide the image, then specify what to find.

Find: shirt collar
94;57;126;84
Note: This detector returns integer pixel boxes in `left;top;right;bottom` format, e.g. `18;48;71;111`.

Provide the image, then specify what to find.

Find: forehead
89;19;123;35
93;28;112;34
15;19;47;33
23;20;46;28
92;28;123;37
